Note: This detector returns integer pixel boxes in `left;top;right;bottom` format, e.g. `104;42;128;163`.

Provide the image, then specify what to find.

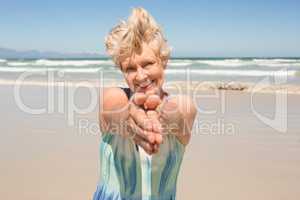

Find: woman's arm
159;95;197;146
99;87;130;135
99;87;160;154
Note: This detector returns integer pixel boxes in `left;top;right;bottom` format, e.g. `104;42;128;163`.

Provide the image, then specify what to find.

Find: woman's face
120;43;166;95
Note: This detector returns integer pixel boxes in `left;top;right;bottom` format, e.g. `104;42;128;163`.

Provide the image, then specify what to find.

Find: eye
144;62;155;68
126;66;136;73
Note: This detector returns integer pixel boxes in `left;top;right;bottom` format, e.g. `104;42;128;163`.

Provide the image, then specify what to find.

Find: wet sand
0;82;300;200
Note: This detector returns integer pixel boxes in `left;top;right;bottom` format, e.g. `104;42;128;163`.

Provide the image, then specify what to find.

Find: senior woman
93;7;197;200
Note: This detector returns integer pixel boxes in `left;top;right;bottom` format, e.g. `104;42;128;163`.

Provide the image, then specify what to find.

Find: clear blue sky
0;0;299;57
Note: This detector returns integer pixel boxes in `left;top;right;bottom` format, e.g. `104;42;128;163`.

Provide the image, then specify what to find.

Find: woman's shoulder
100;87;128;106
100;87;129;110
99;87;130;134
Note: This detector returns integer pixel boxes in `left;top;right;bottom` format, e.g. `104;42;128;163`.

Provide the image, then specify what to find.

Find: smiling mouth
137;80;154;91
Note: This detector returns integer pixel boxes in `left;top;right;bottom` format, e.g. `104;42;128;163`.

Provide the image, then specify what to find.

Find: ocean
0;57;300;89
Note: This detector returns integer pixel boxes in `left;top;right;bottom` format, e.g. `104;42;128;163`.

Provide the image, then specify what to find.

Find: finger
132;92;147;106
128;117;156;144
144;94;161;110
152;143;160;154
155;134;163;144
146;110;162;133
133;134;155;155
146;110;158;118
130;103;153;131
147;111;163;145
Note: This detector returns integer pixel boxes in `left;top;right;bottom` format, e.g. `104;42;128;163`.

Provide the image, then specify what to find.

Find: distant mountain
0;47;106;59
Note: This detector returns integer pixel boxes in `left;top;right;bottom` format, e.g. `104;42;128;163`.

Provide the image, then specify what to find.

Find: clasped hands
127;91;181;155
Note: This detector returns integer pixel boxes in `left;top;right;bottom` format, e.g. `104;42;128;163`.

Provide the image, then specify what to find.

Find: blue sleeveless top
93;88;185;200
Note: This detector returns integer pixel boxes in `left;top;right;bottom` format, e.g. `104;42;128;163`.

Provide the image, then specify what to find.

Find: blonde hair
105;7;171;67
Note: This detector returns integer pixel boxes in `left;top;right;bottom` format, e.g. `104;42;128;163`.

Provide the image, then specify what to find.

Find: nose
135;67;147;82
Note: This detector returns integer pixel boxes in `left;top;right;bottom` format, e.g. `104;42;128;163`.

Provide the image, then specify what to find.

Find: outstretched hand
128;91;163;155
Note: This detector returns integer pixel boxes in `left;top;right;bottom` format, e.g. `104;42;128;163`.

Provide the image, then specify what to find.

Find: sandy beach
1;78;300;200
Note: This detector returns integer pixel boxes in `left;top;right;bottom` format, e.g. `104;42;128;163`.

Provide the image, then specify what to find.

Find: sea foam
165;69;297;77
195;58;300;67
35;59;113;66
6;59;113;67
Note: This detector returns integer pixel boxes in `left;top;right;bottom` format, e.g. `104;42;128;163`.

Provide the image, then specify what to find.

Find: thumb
132;92;147;106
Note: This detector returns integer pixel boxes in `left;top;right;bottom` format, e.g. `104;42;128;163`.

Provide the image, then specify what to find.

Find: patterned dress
93;88;185;200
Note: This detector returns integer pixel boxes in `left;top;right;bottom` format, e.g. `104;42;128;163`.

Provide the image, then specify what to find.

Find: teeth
139;81;152;87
